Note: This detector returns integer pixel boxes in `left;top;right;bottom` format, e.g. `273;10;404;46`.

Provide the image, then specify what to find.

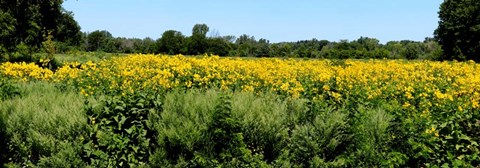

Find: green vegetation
3;1;477;62
76;27;443;60
0;82;87;167
2;1;479;62
2;0;480;167
435;0;480;61
1;79;478;167
0;0;81;58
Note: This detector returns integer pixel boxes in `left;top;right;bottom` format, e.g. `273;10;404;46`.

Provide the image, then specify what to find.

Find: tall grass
0;85;415;167
0;81;87;167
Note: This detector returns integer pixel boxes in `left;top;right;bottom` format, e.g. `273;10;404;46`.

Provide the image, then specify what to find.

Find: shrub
81;92;163;167
0;78;21;100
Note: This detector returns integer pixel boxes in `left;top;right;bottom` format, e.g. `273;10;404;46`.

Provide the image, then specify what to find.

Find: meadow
1;54;479;167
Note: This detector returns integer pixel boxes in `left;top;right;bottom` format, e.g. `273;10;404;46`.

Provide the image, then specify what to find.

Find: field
1;54;480;167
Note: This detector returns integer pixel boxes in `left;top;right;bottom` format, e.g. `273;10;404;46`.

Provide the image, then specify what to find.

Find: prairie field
1;54;479;167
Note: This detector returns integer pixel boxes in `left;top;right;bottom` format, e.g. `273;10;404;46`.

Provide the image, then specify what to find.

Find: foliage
435;0;480;61
149;90;278;167
75;24;443;60
0;82;86;167
0;0;81;52
86;30;114;52
2;55;480;166
81;93;162;167
42;31;56;59
278;104;350;167
0;77;21;100
187;24;210;55
156;30;186;55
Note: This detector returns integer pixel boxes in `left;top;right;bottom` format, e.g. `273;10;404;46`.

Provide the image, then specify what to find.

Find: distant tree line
77;24;443;60
1;0;479;61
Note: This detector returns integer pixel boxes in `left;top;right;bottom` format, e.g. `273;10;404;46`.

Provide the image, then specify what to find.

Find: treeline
2;0;479;61
76;24;442;60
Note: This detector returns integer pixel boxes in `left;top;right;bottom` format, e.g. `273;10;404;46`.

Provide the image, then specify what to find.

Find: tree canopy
0;0;81;52
435;0;480;61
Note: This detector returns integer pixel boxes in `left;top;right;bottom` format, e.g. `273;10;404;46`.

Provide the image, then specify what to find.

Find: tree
187;24;210;55
207;38;231;56
256;38;270;57
355;37;380;51
235;34;257;57
192;24;209;37
403;43;421;60
0;0;82;52
0;11;16;52
157;30;185;55
222;35;236;43
55;10;82;46
434;0;480;61
86;30;113;51
139;37;157;54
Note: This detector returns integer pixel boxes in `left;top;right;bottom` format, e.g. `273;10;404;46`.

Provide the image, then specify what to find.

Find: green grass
0;81;87;167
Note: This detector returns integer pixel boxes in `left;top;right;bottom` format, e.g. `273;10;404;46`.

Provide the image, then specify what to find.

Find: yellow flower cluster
425;127;440;137
1;54;480;111
0;62;53;81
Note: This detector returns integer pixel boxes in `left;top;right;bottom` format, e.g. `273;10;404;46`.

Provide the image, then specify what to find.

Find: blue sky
63;0;443;43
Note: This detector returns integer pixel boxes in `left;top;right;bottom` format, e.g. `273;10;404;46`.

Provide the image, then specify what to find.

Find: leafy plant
0;78;21;100
81;93;162;167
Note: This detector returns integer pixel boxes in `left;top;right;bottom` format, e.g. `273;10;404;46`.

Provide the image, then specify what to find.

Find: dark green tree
0;11;16;53
187;24;209;55
133;37;156;54
255;38;270;57
206;38;231;56
192;24;209;37
403;43;421;60
86;30;113;51
157;30;185;55
55;10;82;46
235;34;257;57
434;0;480;61
355;37;380;51
0;0;82;52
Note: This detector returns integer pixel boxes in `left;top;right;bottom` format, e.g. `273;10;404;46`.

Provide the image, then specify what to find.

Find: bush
0;78;21;100
81;92;163;167
5;43;34;63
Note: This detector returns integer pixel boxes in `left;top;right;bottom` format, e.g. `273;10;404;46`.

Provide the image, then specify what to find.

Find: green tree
0;0;82;52
0;11;16;52
55;10;82;46
133;37;156;54
157;30;185;55
385;41;404;59
403;43;421;60
187;24;209;55
235;34;257;57
192;24;209;37
86;30;113;51
355;37;380;51
434;0;480;61
255;38;270;57
206;38;231;56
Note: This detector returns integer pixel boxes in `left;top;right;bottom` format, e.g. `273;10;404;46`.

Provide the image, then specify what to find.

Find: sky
63;0;443;43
